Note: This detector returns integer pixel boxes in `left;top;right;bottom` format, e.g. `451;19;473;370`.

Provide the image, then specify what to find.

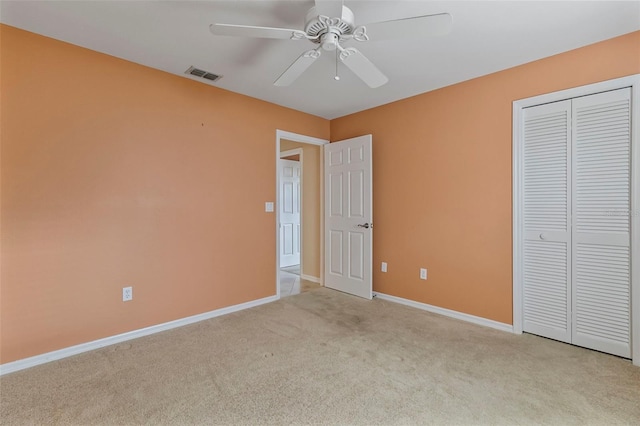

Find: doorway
275;130;328;298
279;149;303;297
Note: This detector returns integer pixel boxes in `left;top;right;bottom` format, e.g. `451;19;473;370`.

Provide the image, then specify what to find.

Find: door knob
357;223;372;229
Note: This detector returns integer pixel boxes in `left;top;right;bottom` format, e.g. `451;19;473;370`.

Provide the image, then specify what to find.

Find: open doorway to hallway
276;131;328;298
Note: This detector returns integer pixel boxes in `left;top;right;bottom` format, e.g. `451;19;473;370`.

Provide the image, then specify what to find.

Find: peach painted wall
0;25;329;363
331;31;640;325
280;139;321;279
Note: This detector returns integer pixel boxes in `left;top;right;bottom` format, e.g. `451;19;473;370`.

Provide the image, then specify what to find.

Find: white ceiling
2;1;639;119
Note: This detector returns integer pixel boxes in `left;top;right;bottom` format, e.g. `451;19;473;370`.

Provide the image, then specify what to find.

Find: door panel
330;174;343;216
571;88;631;358
330;230;343;275
574;243;630;355
523;240;570;341
324;135;372;299
349;170;364;217
348;231;364;280
280;159;301;267
522;100;572;343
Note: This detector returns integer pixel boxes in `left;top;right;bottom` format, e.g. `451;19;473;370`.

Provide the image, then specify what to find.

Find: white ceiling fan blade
210;23;304;40
339;47;388;88
274;49;322;87
314;0;344;18
361;13;452;41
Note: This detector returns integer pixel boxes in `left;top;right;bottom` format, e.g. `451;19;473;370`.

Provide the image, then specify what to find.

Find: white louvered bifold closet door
522;100;572;343
571;88;631;358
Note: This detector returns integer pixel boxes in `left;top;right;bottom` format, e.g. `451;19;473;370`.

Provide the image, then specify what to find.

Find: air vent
185;66;222;82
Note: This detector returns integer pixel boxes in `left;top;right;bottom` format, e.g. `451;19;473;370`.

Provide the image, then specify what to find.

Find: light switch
420;268;427;280
265;202;274;212
381;262;387;272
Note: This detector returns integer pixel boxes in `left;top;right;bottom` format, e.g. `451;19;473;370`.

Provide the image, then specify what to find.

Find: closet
521;87;632;358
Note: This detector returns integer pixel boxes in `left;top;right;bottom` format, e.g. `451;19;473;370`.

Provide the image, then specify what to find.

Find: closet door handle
539;233;546;240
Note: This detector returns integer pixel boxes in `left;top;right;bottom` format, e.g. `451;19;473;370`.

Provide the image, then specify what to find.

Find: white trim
319;144;325;287
276;130;327;147
300;274;321;284
631;76;640;367
280;148;302;159
512;74;640;365
374;292;514;333
512;100;524;335
0;295;278;376
275;130;329;300
513;75;640;109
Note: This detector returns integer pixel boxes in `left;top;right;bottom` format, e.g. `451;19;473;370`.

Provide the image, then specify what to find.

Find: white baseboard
373;292;514;333
0;295;278;376
300;274;321;284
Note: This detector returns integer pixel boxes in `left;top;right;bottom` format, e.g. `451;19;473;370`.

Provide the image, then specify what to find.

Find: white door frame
279;148;303;268
275;130;329;299
512;74;640;366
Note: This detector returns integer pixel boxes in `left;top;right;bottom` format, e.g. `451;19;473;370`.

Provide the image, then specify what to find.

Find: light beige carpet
1;288;639;425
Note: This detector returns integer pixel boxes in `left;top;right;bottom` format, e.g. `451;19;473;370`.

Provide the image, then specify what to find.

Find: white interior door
521;88;632;358
324;135;372;299
280;159;301;268
522;100;572;343
571;88;631;358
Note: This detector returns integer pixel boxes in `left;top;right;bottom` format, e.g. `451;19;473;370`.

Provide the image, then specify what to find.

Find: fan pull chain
334;49;340;81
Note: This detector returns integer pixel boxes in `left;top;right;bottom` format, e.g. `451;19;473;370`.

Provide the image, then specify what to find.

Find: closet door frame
513;74;640;366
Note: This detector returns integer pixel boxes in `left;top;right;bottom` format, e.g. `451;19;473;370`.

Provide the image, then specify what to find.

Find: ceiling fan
210;0;452;88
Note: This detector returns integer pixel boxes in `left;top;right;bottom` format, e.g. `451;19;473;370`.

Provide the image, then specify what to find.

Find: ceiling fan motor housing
304;5;355;48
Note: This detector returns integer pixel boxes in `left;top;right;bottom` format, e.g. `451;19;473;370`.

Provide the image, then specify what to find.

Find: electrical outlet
381;262;388;272
420;268;427;280
122;286;133;302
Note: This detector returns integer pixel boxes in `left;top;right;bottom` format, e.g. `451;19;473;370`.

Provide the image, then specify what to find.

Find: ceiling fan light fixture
321;31;340;51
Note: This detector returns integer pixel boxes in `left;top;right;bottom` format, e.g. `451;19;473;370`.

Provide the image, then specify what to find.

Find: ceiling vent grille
185;66;222;82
